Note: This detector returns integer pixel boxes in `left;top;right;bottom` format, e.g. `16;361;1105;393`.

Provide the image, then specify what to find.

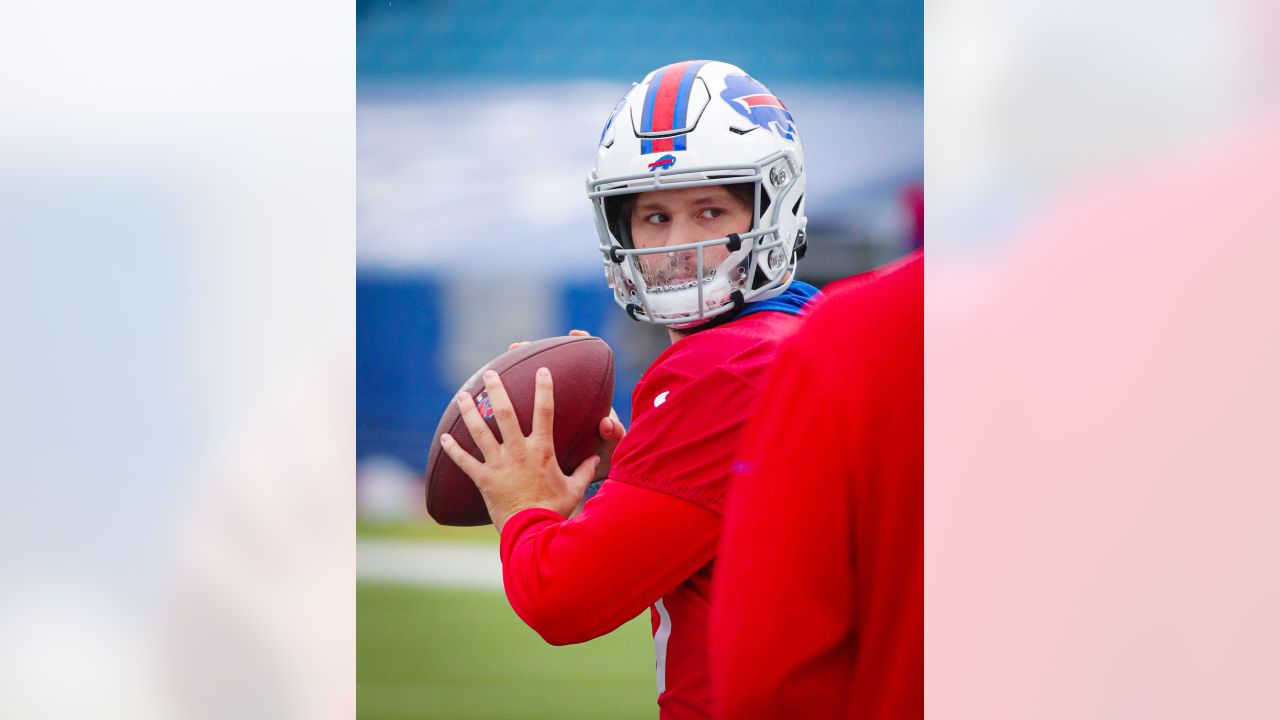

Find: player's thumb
568;455;601;494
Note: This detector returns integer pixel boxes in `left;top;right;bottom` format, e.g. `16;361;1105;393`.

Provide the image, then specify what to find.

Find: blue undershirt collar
737;280;822;319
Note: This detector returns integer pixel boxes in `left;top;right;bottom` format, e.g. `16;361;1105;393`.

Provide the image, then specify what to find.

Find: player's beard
636;246;750;322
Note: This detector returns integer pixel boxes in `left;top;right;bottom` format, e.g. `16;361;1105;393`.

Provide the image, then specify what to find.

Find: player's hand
594;408;625;482
568;409;626;519
439;367;600;533
509;329;591;351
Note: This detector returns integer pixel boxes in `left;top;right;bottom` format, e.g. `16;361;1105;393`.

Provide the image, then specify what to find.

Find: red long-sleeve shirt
499;308;809;719
500;481;719;647
709;254;923;719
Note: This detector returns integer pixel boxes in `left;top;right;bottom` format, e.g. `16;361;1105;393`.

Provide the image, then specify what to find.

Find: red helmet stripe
649;60;695;134
741;93;786;109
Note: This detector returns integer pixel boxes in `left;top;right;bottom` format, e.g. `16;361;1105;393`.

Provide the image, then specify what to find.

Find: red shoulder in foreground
710;252;923;719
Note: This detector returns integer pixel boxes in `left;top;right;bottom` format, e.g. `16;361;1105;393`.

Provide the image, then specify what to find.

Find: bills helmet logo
647;154;677;171
720;74;796;141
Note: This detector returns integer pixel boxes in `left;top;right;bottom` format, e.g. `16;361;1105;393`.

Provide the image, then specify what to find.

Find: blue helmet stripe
640;68;662;134
671;61;708;135
638;66;665;156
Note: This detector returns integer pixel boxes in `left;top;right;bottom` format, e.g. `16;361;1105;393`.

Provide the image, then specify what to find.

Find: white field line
357;538;502;590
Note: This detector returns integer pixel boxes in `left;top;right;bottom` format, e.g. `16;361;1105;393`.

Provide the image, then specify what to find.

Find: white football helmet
587;60;807;328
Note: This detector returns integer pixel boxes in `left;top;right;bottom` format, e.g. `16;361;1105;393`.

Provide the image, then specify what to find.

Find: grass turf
358;582;657;719
357;517;499;544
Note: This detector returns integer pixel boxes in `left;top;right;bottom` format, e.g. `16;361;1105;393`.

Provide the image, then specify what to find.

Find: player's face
628;185;752;286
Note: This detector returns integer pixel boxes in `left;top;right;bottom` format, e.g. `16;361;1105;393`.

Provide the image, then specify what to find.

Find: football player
439;60;819;719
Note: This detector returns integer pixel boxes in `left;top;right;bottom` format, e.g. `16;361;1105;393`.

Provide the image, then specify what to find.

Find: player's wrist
491;499;566;533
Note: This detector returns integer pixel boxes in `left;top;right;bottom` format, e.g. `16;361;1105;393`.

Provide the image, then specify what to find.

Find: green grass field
358;582;657;719
357;517;499;544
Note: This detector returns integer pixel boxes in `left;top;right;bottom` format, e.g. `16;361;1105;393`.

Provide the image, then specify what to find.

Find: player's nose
667;216;706;249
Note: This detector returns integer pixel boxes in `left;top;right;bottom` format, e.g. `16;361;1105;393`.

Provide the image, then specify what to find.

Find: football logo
720;74;796;141
647;154;677;171
475;392;494;419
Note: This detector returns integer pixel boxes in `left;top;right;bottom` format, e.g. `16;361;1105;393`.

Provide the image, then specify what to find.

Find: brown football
425;335;615;526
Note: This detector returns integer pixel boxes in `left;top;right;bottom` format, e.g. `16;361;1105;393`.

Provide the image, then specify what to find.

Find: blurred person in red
709;251;923;719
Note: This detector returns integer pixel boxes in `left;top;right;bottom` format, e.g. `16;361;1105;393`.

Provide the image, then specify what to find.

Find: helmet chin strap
671;290;746;334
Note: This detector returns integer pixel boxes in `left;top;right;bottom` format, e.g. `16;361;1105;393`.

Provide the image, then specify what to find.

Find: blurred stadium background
357;1;921;717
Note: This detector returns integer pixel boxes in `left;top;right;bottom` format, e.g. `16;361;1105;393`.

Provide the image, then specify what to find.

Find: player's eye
644;213;670;225
698;208;726;220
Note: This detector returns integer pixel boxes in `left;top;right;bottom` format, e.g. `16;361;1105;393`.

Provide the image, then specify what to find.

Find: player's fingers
567;454;601;496
481;370;524;441
599;416;621;444
599;408;626;442
568;329;591;337
532;367;555;440
439;433;485;479
456;391;500;455
508;340;530;350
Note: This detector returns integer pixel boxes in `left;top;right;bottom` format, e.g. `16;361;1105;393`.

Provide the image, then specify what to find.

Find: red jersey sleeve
499;478;720;646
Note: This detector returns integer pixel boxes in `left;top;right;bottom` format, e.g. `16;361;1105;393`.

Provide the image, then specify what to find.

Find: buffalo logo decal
720;74;796;141
647;154;677;171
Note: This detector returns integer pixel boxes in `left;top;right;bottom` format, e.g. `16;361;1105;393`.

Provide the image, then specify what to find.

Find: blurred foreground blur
1;1;354;717
928;0;1280;716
